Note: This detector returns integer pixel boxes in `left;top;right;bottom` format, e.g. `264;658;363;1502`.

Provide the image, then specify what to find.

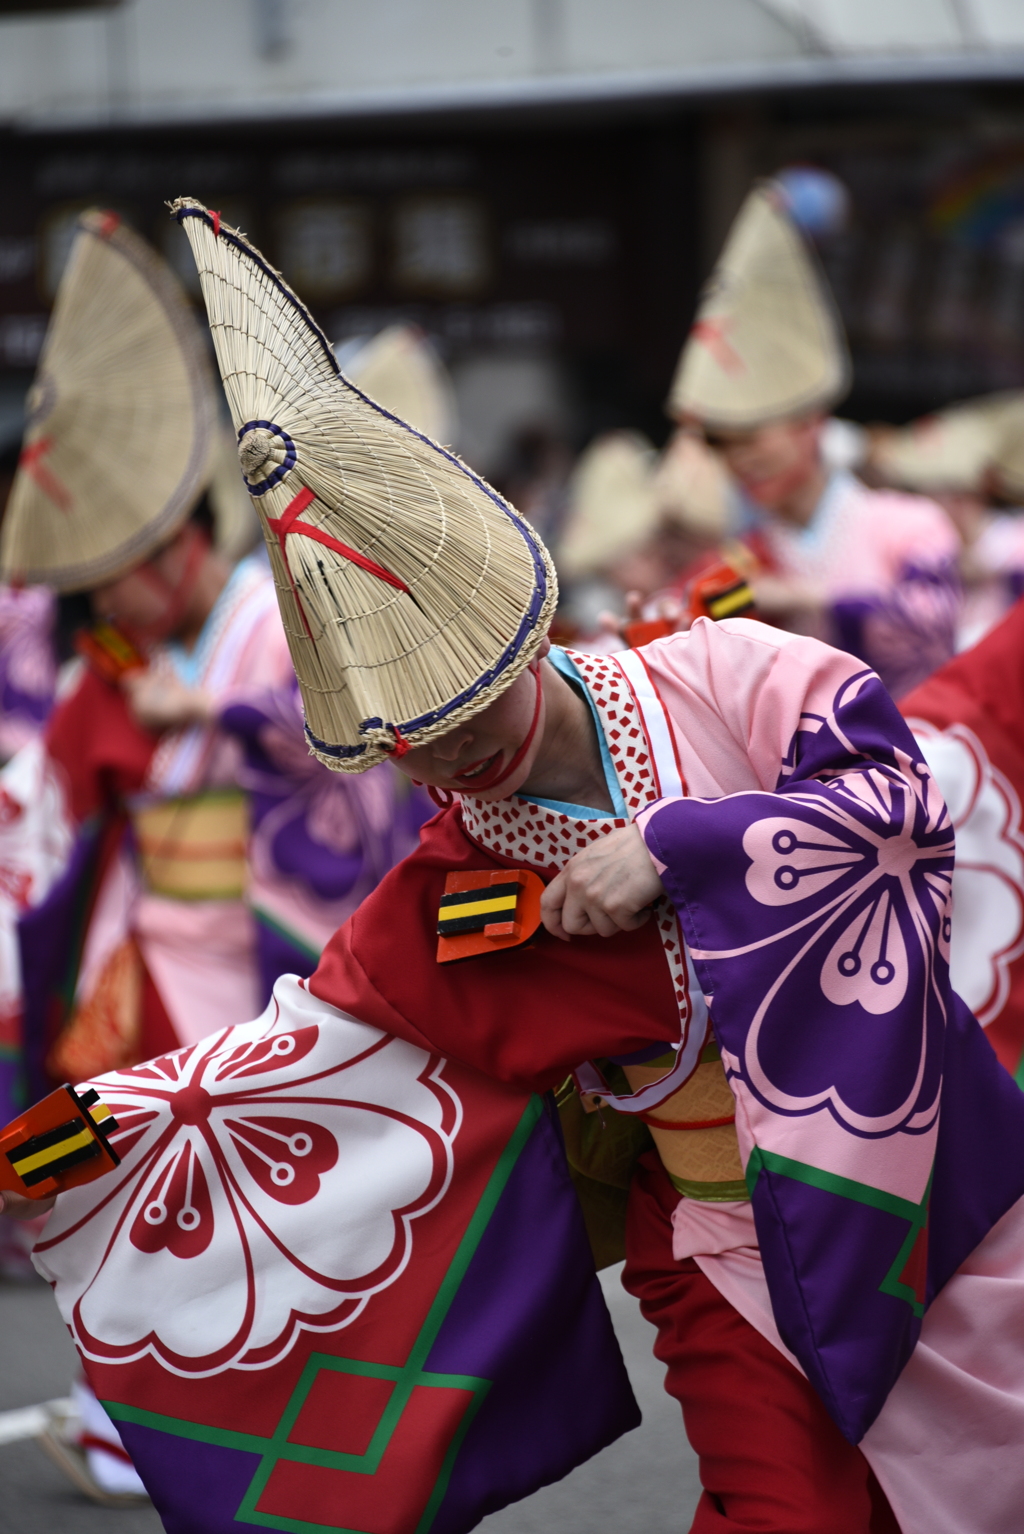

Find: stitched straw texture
171;197;556;773
0;210;216;593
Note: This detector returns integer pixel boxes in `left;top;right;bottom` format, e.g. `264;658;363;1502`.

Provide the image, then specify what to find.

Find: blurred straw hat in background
556;430;660;582
1;210;217;592
335;324;458;449
869;393;1024;496
668;181;850;431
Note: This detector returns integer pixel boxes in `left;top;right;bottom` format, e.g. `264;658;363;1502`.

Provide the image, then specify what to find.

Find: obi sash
130;788;249;901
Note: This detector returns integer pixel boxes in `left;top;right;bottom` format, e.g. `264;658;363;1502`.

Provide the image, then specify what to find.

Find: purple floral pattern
641;666;1024;1440
736;761;954;1135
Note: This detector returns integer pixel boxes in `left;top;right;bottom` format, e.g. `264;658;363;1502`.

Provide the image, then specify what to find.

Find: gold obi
130;788;249;901
622;1040;747;1202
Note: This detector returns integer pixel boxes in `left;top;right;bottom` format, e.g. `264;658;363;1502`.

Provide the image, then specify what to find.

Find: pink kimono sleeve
636;617;871;802
629;619;1024;1446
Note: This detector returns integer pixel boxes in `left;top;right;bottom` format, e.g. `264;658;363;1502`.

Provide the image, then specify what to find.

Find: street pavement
0;1265;701;1533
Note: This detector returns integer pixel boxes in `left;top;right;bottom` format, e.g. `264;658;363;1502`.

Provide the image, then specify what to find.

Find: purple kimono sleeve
638;662;1024;1442
831;558;960;701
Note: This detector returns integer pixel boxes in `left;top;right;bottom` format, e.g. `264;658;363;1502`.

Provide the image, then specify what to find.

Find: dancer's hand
122;667;212;733
541;824;664;940
0;1188;54;1220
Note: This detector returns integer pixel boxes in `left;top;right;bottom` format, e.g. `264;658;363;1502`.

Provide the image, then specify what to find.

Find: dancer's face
703;415;822;510
89;526;205;645
394;639;552;802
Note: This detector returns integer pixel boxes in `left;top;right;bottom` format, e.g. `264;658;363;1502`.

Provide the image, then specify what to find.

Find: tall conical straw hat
871;392;1024;495
990;402;1024;502
171;198;556;773
337;325;457;448
0;210;216;593
205;424;260;562
668;182;851;430
651;429;734;540
557;431;659;581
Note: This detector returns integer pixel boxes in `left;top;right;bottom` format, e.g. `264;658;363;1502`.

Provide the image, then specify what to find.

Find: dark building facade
2;79;1024;458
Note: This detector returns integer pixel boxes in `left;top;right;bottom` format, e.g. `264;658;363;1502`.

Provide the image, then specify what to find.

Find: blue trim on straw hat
237;421;297;495
303;511;550;762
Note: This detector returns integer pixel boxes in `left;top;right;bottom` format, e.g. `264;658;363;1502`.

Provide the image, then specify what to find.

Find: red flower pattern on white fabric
909;721;1024;1027
34;980;460;1376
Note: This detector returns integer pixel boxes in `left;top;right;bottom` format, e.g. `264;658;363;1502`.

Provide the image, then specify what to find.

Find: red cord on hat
266;485;411;640
19;438;72;513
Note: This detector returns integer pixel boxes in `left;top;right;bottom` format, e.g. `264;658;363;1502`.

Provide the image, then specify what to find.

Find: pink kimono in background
10;555;419;1098
79;555;295;1046
749;470;961;699
0;584;56;762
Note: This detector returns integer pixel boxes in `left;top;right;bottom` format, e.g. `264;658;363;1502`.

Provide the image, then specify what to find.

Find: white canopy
0;0;1021;131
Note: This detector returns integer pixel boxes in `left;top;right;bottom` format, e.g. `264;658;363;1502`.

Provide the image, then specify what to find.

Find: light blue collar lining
517;648;627;821
164;554;257;688
740;468;853;553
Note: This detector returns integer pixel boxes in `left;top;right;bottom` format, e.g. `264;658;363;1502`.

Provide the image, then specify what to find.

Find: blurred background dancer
0;213;423;1501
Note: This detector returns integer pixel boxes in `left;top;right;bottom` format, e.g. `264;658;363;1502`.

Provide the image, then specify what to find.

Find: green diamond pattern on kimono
31;976;639;1534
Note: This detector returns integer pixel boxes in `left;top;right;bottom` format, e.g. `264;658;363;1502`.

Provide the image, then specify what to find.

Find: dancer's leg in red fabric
622;1153;902;1534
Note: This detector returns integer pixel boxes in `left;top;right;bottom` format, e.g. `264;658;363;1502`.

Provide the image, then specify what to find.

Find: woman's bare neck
518;660;614;813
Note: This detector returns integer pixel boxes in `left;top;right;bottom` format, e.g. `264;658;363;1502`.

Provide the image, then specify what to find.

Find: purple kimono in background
221;680;430;1005
638;658;1024;1443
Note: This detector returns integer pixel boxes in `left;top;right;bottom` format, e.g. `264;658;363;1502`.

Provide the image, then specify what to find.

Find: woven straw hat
871;392;1024;497
171;198;556;773
651;429;734;540
557;431;659;581
668;182;851;430
205;424;261;562
991;403;1024;501
0;210;216;593
337;325;457;447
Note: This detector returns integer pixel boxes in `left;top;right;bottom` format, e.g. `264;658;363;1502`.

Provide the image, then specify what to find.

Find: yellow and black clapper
0;1084;121;1201
703;577;754;622
688;561;757;624
436;869;545;963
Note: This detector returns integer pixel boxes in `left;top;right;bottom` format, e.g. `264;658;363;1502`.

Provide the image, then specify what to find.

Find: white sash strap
574;1031;699;1115
613;647;685;801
